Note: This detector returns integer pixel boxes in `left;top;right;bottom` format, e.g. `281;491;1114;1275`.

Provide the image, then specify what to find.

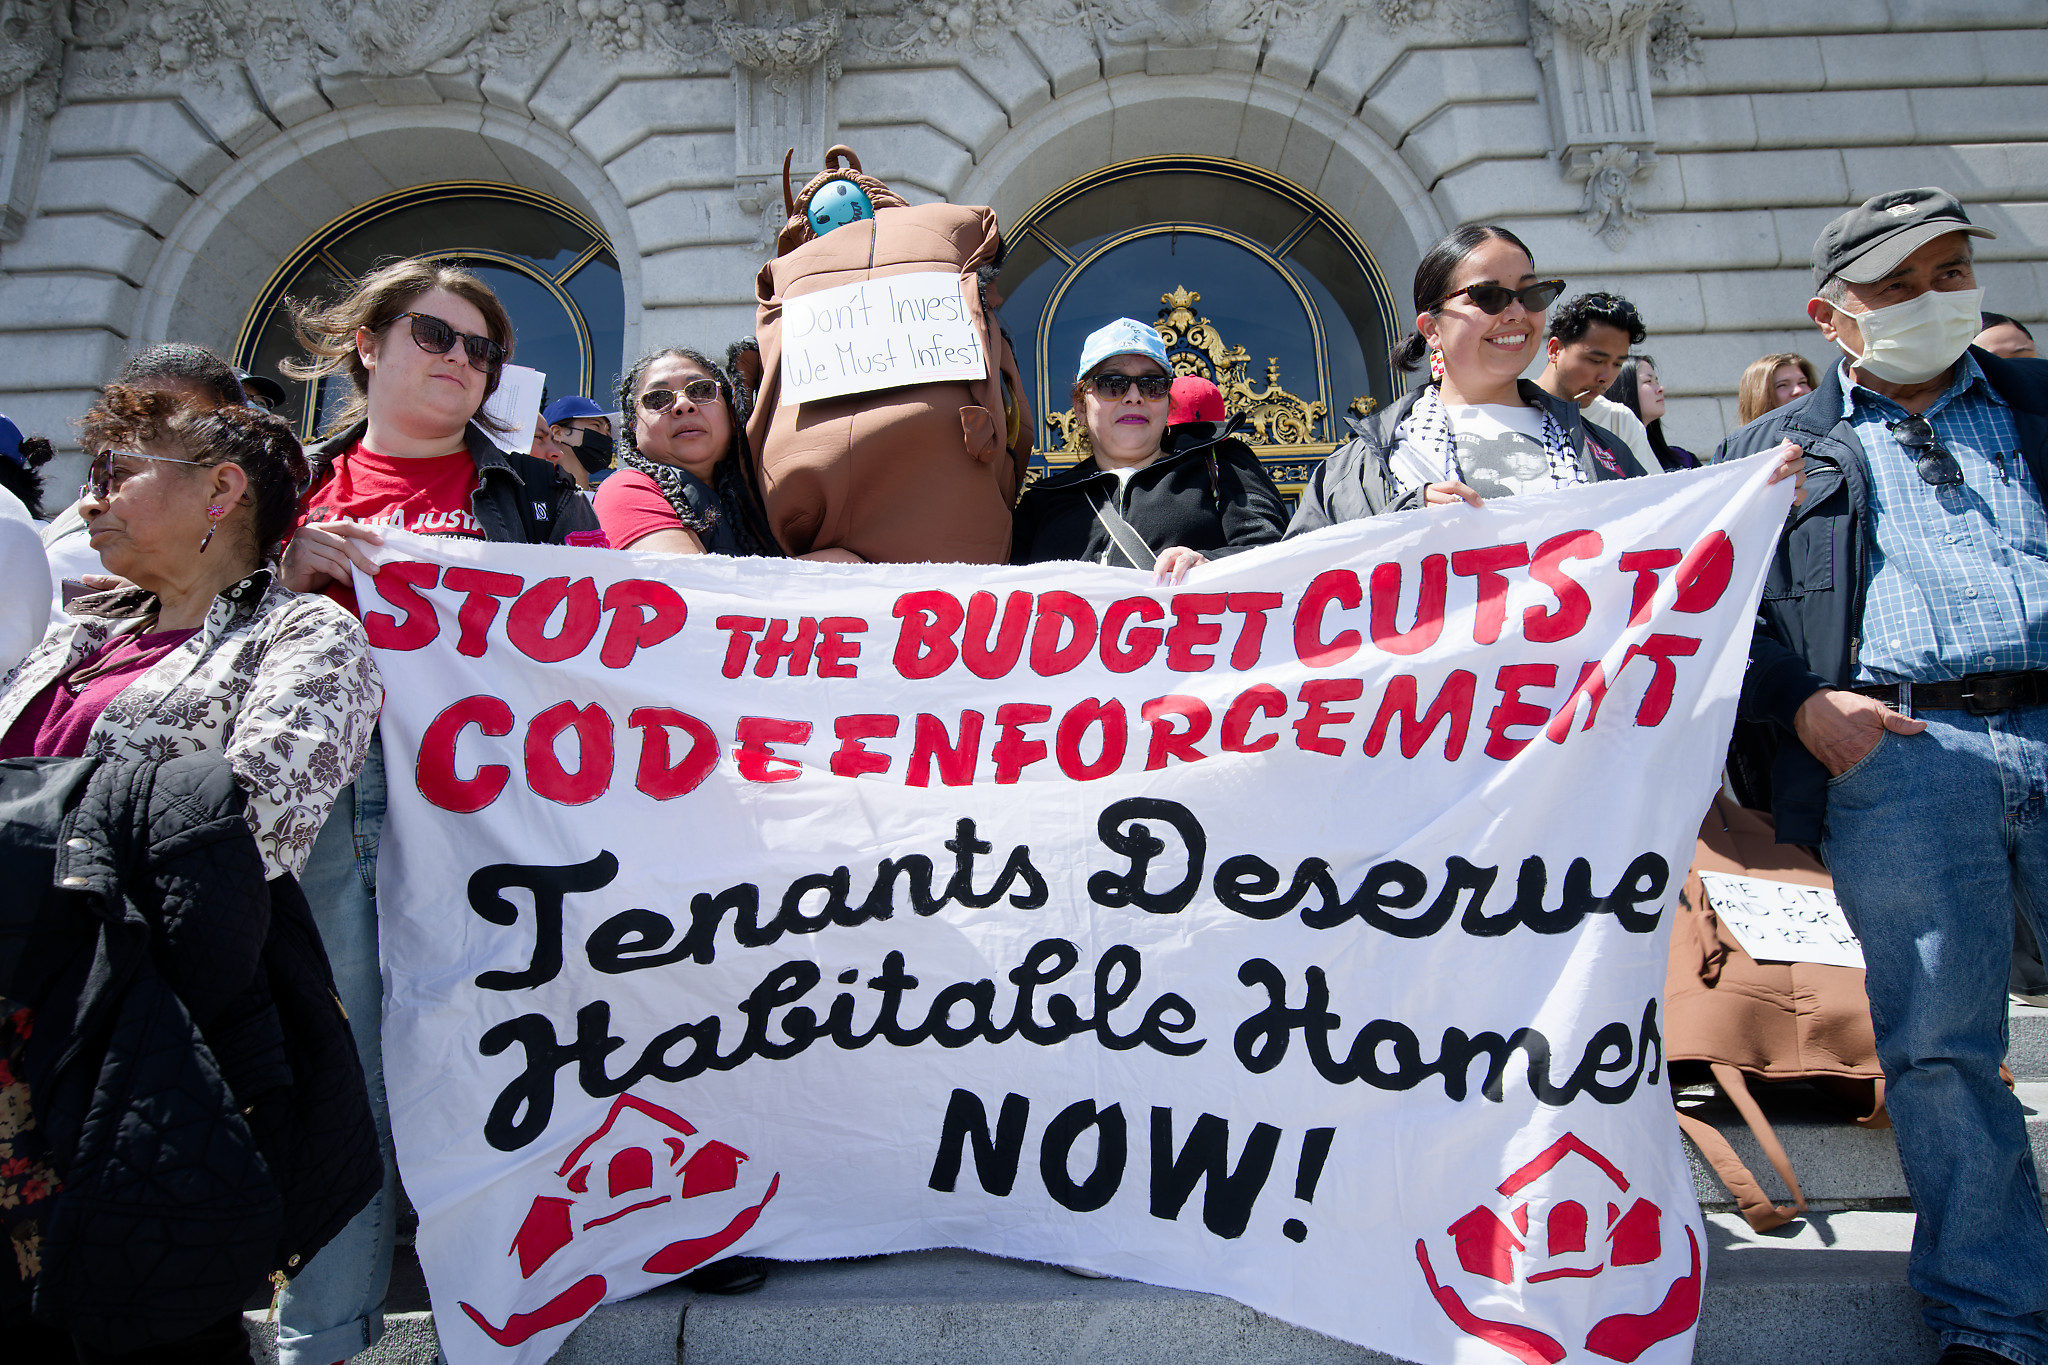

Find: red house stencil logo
460;1094;782;1347
1415;1132;1701;1364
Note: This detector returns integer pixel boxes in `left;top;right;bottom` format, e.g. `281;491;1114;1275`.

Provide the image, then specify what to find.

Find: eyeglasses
1089;372;1172;400
395;311;506;372
1889;415;1964;487
80;449;209;501
638;379;723;412
1437;280;1568;316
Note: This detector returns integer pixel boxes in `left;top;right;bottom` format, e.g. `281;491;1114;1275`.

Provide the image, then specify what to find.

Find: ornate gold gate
1041;285;1379;500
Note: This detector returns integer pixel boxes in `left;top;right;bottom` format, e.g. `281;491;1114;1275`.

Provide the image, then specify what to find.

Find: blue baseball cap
0;415;22;467
1075;318;1171;385
542;396;609;426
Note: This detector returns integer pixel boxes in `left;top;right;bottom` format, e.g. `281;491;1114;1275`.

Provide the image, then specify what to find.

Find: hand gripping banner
362;454;1793;1365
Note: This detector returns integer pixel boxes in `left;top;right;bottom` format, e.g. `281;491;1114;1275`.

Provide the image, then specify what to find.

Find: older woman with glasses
1012;318;1288;582
0;388;377;860
594;346;781;556
0;387;382;1365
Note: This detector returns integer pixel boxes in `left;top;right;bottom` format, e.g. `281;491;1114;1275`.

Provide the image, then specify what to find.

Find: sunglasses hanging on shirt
1887;414;1965;487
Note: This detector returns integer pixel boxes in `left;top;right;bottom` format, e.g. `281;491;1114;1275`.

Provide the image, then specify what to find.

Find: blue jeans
276;738;394;1365
1824;705;2048;1365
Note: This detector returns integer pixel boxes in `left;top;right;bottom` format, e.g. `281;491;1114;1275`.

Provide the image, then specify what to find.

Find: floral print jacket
0;569;382;880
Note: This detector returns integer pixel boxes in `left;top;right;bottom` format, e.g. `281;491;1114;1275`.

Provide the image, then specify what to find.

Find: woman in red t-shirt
262;259;594;1365
594;346;782;557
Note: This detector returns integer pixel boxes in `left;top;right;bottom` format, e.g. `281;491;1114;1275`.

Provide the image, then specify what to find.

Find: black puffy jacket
0;753;378;1353
1011;427;1289;567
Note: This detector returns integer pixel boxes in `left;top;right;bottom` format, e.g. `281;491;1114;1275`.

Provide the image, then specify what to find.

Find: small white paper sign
780;271;987;405
481;364;546;454
1698;871;1866;969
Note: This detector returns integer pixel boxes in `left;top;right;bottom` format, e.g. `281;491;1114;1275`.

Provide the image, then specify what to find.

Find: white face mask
1835;285;1984;385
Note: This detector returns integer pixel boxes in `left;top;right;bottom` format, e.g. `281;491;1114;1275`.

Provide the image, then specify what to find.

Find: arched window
1000;158;1403;497
235;183;625;437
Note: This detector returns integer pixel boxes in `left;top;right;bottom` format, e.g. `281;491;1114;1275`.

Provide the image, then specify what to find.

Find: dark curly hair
80;383;311;563
1392;224;1538;373
1547;292;1647;349
616;346;780;556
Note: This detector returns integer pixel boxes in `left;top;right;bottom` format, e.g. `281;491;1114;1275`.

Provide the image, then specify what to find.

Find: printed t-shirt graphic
1392;404;1560;500
303;443;482;616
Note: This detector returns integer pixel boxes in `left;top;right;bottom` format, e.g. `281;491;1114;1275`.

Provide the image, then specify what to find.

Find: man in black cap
1717;188;2048;1365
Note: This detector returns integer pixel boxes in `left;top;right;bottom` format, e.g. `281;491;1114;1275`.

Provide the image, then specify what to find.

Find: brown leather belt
1850;671;2048;714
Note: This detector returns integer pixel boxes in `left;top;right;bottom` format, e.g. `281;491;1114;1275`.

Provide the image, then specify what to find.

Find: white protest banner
778;271;987;404
1696;872;1865;969
363;454;1792;1365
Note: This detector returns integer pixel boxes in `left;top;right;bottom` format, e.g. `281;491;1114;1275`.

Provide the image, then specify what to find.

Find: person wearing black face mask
540;395;617;490
1718;187;2048;1365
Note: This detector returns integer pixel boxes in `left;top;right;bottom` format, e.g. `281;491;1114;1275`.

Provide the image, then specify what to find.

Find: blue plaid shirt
1846;354;2048;682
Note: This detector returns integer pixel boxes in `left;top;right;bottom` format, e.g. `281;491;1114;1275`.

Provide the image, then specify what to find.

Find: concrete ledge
245;1211;1941;1365
680;1252;1405;1365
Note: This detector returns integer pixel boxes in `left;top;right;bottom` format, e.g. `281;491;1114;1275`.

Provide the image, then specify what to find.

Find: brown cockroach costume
747;147;1033;564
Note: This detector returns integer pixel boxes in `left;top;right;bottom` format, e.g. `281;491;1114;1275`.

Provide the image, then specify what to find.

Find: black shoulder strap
1085;481;1157;571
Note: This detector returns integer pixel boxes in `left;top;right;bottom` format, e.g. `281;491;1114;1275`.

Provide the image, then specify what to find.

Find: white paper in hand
481;364;547;454
1698;871;1866;969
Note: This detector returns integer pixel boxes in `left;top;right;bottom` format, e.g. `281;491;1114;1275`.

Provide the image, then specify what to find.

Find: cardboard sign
361;454;1796;1365
1697;871;1865;969
481;364;547;454
779;272;987;404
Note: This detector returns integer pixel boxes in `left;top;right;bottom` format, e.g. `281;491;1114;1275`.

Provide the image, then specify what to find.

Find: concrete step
250;1212;1935;1365
1681;1078;2045;1211
2011;998;2048;1079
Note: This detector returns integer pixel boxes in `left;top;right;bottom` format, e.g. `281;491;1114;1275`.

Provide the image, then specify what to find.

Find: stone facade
0;0;2043;480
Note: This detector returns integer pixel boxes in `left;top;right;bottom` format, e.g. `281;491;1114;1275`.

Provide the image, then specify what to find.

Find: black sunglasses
1090;372;1172;400
1438;280;1568;316
1888;415;1964;487
396;311;506;372
639;378;723;412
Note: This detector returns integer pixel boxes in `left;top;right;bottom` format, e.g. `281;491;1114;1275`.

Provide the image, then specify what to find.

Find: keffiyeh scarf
1406;382;1585;489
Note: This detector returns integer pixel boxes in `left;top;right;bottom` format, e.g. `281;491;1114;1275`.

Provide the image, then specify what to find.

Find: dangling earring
199;504;224;553
1429;347;1446;383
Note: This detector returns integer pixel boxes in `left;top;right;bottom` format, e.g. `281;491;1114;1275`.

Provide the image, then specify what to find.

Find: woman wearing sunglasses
593;346;780;555
1289;225;1651;531
1012;318;1288;581
267;258;598;1365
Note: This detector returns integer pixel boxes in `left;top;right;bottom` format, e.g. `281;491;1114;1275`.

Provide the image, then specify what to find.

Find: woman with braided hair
594;346;785;557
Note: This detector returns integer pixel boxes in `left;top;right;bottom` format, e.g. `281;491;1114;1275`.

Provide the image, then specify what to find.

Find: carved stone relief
1529;0;1695;248
0;0;64;242
721;0;842;242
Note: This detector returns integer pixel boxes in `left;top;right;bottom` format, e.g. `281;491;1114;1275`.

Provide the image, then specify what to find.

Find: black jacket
1284;379;1645;535
1011;430;1289;566
0;754;378;1352
308;420;599;545
1713;347;2048;844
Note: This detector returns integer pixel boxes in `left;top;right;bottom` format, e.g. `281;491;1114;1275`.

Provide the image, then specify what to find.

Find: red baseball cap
1169;376;1226;425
